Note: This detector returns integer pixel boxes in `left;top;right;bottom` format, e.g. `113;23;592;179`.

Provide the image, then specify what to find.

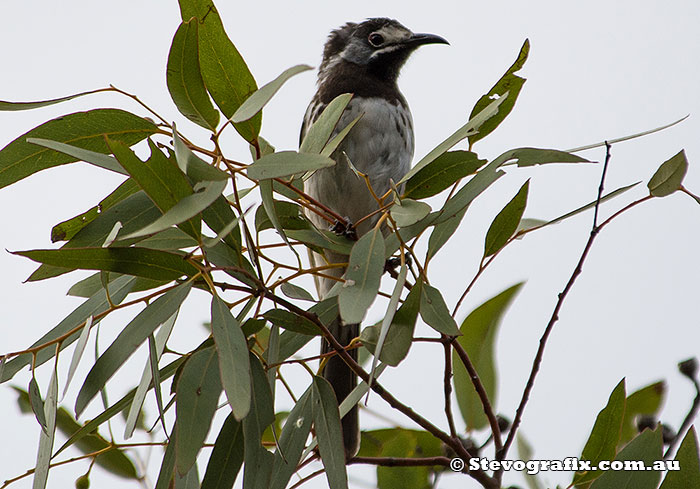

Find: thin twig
499;142;622;472
442;336;458;439
350;456;453;467
664;374;700;459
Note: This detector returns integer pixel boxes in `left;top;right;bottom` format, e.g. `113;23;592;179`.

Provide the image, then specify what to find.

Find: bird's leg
384;254;412;275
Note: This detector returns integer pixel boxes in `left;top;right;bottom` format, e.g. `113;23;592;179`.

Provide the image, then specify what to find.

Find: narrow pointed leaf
242;354;275;489
75;282;192;416
484;180;529;257
589;427;662;489
125;312;178;438
493;147;591;167
201;413;245;489
270;389;313;489
0;108;156;189
361;282;420;367
399;93;508;184
211;296;252;420
453;283;523;430
27;138;127;175
419;283;460;335
32;362;57;489
167;19;220;131
259;179;297;257
320;115;363;158
339;227;386;324
404;150;485;199
300;94;353;153
176;346;223;475
0;88;107;111
28;376;48;433
659;427;700;489
427;207;467;260
232;64;312;122
16;247;199;281
312;376;349;489
124;179;225;239
280;282;315;302
573;379;627;485
62;316;94;398
648;149;688;197
51;178;140;242
247;151;334;180
468;39;529;145
178;0;260;142
171;127;229;181
109;138;200;239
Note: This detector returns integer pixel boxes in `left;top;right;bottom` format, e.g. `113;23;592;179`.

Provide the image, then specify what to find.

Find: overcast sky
1;1;699;488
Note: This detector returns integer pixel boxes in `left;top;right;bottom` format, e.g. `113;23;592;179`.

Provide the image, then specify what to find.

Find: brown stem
443;337;458;439
350;456;452;467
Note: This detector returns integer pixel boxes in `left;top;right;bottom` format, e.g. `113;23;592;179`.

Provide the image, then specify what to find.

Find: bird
300;18;448;458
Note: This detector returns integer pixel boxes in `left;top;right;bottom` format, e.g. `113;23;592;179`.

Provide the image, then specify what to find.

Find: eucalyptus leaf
247;151;335;180
647;149;688;197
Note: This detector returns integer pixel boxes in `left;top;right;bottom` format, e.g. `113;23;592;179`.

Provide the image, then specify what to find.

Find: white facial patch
339;23;413;65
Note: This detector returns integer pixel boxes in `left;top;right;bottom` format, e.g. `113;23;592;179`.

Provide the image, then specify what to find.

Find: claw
330;219;358;241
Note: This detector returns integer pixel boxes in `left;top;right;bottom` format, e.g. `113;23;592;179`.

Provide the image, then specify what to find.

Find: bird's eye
368;33;385;47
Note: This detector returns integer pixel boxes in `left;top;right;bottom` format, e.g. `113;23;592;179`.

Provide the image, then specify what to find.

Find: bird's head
320;18;448;82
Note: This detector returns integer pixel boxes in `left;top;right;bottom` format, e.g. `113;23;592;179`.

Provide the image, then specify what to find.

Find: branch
350;456;452;467
664;361;700;459
443;337;458;439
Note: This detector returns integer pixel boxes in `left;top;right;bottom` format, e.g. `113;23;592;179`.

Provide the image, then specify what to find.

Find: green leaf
247;151;335;180
232;64;312;122
178;0;260;142
484;180;529;257
280;282;315;302
255;200;309;232
300;93;353;153
27;138;127;175
0;108;156;189
155;431;177;489
171;127;229;181
32;363;57;489
648;149;688;197
492;147;592;167
242;354;275;489
427;207;467;261
211;296;252;420
263;309;321;336
390;199;431;227
573;379;627;486
1;275;136;384
399;94;508;184
312;376;349;489
258;179;297;256
28;376;48;433
419;283;460;335
453;283;523;430
176;346;223;475
201;413;244;489
109;138;201;239
339;227;386;324
320;114;363;158
75;282;192;416
51;178;140;242
468;39;529;146
16;247;199;282
124;312;178;439
404;150;485;199
522;182;640;234
62;316;93;398
123;179;225;239
619;381;666;449
0;88;107;111
517;433;544;489
361;273;419;367
371;430;438;489
589;427;662;489
436;157;506;224
285;229;354;255
659;427;700;489
167;19;220;131
269;389;313;489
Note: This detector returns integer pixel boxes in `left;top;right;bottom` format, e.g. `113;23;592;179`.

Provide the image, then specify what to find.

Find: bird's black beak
405;33;450;47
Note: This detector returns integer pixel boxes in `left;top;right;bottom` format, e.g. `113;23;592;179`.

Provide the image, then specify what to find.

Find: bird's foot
330;219;358;241
384;255;412;275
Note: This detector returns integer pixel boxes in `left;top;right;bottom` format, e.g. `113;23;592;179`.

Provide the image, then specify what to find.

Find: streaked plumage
300;18;447;458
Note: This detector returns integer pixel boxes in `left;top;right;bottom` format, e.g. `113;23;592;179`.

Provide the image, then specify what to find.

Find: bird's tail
321;318;360;459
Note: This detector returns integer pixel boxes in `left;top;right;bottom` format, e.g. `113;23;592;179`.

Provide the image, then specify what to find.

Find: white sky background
1;1;699;488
